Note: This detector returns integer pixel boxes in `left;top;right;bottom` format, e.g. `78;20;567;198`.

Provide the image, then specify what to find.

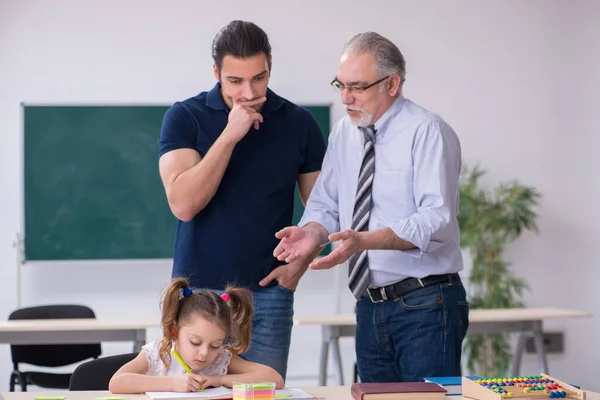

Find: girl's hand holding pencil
170;373;207;392
170;347;208;392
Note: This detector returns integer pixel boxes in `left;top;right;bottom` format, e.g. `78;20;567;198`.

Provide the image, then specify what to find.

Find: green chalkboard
290;105;332;256
23;103;331;261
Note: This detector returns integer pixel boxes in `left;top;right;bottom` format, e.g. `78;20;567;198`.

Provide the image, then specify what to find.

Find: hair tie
182;287;193;298
220;293;230;302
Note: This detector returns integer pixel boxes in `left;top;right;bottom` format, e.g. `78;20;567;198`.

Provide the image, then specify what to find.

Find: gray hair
343;32;407;84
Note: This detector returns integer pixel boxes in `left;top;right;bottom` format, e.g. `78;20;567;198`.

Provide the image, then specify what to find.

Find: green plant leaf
459;163;540;376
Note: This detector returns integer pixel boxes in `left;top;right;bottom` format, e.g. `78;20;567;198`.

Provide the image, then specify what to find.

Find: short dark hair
211;20;272;70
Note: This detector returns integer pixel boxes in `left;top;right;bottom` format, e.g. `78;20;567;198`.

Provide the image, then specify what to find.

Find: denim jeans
200;283;294;381
240;283;294;380
355;276;469;383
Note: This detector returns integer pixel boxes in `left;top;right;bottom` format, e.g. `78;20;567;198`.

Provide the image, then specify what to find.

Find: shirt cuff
390;215;431;257
298;211;339;240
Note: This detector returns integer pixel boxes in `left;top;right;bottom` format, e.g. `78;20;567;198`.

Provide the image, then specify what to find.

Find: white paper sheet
146;387;231;399
146;386;316;399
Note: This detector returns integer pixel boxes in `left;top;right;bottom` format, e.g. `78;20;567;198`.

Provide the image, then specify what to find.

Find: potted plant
458;164;542;377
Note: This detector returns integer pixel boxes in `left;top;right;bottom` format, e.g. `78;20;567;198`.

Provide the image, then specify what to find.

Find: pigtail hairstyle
222;286;254;355
156;277;254;368
158;277;190;368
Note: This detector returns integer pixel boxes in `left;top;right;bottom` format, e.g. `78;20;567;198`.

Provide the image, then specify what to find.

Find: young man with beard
158;20;326;381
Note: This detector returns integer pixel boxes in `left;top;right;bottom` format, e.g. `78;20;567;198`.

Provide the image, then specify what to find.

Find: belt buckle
368;287;387;303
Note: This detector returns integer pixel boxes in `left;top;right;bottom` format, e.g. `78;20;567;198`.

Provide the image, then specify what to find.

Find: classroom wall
1;0;599;391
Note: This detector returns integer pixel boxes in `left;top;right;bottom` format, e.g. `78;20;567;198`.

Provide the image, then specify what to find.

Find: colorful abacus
474;376;569;398
462;374;585;400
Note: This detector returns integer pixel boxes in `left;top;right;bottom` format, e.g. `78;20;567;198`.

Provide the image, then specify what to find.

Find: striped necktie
348;125;376;300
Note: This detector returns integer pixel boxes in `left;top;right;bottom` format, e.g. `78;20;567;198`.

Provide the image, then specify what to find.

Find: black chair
9;304;102;391
69;353;138;391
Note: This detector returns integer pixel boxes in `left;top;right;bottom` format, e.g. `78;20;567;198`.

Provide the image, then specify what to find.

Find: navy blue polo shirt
158;83;326;290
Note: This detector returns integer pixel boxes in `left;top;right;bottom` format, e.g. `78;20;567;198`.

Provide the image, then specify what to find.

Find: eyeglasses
330;75;390;94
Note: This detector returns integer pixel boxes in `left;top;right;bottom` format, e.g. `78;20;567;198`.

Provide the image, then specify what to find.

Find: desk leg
134;329;146;353
331;333;344;386
510;333;526;377
319;326;331;386
532;321;549;373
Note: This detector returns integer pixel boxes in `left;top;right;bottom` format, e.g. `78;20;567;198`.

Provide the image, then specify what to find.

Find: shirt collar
372;95;406;138
206;82;285;118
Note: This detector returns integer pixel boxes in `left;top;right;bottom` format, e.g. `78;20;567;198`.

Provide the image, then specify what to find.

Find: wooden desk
294;307;593;386
1;387;600;400
0;319;160;352
0;387;353;400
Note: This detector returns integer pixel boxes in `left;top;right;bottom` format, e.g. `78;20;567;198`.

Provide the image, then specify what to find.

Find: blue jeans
355;276;469;383
201;283;294;380
240;284;294;380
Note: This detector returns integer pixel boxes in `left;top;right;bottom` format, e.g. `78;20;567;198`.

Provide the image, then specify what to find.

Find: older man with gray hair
273;32;469;382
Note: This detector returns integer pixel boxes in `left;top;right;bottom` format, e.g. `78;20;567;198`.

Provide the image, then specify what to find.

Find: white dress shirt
299;96;464;287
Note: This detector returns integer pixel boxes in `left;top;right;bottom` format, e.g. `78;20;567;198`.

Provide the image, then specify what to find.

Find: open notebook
146;387;316;400
146;387;232;400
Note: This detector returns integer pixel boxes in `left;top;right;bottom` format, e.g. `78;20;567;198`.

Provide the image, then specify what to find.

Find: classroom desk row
293;307;593;386
2;387;600;400
0;307;592;387
0;319;156;352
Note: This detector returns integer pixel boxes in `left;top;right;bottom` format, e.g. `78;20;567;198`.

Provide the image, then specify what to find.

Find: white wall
510;1;600;389
1;0;599;391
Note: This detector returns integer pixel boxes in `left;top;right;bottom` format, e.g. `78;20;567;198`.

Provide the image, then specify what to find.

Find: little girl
109;277;284;393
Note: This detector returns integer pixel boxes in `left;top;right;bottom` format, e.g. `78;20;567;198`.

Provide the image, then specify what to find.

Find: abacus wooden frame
462;374;586;400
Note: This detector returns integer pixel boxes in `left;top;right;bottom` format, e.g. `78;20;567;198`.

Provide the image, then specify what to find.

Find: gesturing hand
273;226;320;264
309;229;364;270
223;97;266;143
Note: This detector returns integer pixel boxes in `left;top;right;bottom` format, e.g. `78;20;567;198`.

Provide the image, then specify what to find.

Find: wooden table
0;319;160;352
294;307;593;386
0;387;350;400
1;387;599;400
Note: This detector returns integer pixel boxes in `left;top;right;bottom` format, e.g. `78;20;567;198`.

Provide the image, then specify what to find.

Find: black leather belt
366;273;460;303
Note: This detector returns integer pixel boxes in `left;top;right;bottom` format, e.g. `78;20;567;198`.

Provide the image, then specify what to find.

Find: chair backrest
9;304;102;368
69;353;138;391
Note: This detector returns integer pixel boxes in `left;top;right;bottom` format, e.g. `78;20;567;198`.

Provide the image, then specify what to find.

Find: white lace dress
142;339;233;376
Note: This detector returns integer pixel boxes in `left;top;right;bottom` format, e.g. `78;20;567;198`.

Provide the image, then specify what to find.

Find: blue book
424;376;481;396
